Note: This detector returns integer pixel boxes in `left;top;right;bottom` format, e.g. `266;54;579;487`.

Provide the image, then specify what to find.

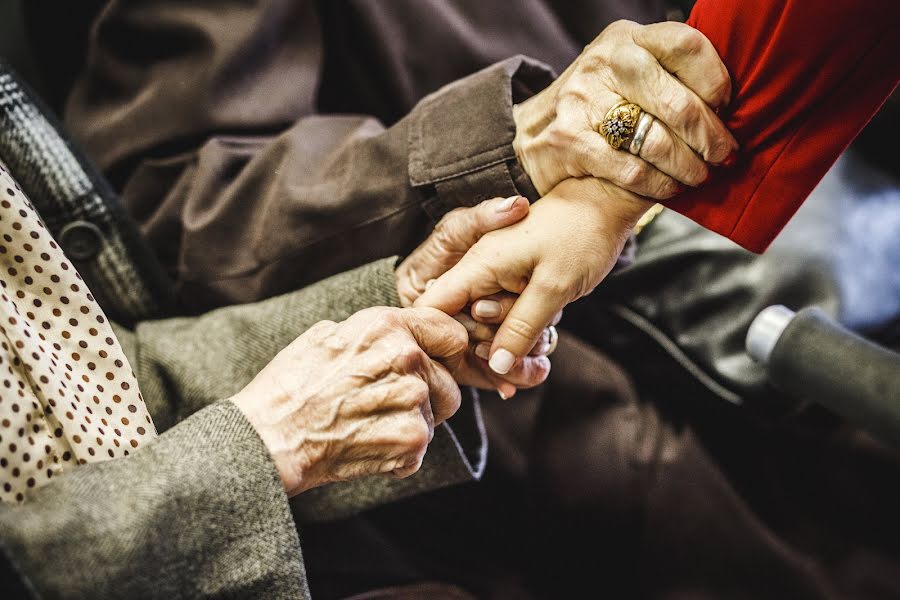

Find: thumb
433;196;529;256
397;196;528;307
488;276;567;375
414;253;503;317
399;307;469;371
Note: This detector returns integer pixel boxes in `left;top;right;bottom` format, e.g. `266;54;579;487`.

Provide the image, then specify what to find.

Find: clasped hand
234;19;737;495
417;19;736;374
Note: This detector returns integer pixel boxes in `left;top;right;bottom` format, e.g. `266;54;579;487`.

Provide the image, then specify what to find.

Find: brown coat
44;0;669;312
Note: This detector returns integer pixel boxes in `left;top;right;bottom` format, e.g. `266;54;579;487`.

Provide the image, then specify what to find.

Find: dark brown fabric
302;331;900;600
38;0;668;313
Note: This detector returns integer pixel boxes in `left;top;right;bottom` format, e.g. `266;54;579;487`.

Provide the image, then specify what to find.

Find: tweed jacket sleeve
1;258;486;598
115;257;487;520
0;401;310;600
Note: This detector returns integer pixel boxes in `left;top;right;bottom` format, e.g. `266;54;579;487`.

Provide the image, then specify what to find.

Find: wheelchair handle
747;306;900;447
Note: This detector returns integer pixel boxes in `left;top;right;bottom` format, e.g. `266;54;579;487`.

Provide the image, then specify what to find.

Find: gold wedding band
600;101;643;150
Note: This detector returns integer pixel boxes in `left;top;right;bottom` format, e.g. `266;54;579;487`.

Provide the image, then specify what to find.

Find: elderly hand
231;306;467;496
514;20;737;199
396;196;555;399
416;177;650;374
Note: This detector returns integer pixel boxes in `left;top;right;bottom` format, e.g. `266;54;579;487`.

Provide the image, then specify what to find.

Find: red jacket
670;0;900;252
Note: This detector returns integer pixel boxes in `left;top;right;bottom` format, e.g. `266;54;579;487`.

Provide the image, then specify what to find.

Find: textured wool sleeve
0;400;310;599
114;257;487;522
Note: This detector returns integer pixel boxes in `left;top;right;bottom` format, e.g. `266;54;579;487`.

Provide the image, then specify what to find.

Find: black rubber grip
768;307;900;446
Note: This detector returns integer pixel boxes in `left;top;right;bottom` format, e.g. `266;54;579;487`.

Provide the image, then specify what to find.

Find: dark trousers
301;329;900;599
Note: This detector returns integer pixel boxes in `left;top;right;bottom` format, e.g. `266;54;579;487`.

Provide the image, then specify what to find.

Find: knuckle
307;319;336;337
532;277;572;300
395;345;426;373
606;19;636;37
404;420;431;454
360;306;395;327
651;175;679;200
408;376;430;404
447;323;469;352
687;163;709;187
546;122;579;151
669;92;699;127
672;26;706;56
610;46;645;78
709;70;731;105
619;159;651;189
503;315;545;345
432;208;467;242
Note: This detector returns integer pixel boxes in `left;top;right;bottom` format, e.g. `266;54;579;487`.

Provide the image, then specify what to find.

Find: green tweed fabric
117;257;486;523
1;258;485;598
0;401;309;599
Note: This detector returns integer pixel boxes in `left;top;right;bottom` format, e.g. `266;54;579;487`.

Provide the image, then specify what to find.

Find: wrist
512;93;555;195
230;393;311;497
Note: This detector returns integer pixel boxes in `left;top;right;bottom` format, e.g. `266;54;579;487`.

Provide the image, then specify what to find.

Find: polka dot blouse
0;163;156;504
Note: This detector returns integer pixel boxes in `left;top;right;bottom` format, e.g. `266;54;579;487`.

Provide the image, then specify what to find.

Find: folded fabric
666;0;900;252
0;164;155;503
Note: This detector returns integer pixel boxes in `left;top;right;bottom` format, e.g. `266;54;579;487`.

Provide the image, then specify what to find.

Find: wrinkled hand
514;19;737;199
396;196;554;398
416;177;651;374
231;306;467;497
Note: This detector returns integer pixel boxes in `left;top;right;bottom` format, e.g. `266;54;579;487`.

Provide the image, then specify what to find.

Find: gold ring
600;101;643;150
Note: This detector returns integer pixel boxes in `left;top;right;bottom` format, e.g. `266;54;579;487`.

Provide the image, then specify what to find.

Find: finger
433;195;529;255
471;296;561;327
471;293;517;324
414;255;504;318
396;197;529;306
556;97;682;198
420;359;462;425
454;313;498;343
632;22;732;109
609;46;737;163
475;344;552;389
399;307;469;367
488;277;567;374
529;328;552;356
636;118;709;187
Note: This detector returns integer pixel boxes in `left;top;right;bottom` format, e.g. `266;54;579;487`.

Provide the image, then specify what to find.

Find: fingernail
489;348;516;375
474;343;490;360
720;150;738;168
473;300;502;319
497;383;517;400
425;279;436;290
497;196;523;213
700;172;712;186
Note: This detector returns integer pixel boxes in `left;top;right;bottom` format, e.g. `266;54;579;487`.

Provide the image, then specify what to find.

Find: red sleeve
665;0;900;253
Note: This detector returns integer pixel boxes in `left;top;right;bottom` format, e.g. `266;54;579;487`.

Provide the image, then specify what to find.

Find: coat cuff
0;401;308;599
408;56;554;221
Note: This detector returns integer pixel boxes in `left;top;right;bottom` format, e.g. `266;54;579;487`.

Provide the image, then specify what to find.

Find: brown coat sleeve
64;0;554;312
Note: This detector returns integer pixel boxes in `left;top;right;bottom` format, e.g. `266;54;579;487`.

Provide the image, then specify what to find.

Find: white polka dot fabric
0;163;156;503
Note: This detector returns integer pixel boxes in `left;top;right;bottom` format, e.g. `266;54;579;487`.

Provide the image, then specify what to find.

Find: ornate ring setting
600;101;643;150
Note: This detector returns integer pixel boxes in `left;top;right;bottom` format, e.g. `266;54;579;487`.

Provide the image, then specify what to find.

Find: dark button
58;221;103;261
